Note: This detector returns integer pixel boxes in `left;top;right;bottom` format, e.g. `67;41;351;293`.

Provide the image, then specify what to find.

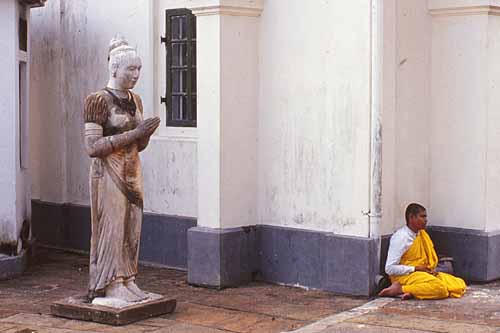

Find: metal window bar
162;8;197;127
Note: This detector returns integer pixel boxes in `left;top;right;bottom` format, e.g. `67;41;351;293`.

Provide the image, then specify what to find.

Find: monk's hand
414;265;433;274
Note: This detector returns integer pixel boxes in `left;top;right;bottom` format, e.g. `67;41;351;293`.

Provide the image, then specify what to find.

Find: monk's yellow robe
390;230;466;299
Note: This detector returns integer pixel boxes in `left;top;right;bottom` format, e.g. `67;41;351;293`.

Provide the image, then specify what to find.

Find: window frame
162;8;197;128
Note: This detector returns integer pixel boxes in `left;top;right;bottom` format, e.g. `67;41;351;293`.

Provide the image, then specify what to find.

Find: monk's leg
436;272;466;298
400;272;449;300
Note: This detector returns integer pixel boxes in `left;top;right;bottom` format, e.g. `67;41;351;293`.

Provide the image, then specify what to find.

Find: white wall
382;0;500;234
257;0;372;236
428;3;500;233
382;0;432;235
30;0;65;204
430;14;487;230
36;0;489;237
195;11;259;229
31;0;377;235
0;0;35;248
30;0;198;217
486;15;500;232
0;0;20;245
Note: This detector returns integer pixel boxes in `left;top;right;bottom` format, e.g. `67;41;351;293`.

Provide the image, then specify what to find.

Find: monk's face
408;210;427;232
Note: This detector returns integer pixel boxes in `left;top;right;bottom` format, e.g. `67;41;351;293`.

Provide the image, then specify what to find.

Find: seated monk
379;203;466;300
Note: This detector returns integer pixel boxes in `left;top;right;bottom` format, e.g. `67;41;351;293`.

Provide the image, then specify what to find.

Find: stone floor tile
149;322;231;333
348;312;499;333
379;290;500;327
85;324;159;333
0;313;158;333
0;323;16;332
214;313;262;332
139;317;178;328
244;316;305;333
167;302;242;327
318;322;426;333
0;313;61;326
1;327;100;333
0;312;17;320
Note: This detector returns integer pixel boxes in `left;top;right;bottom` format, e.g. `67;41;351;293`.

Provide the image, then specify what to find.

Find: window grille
161;9;197;127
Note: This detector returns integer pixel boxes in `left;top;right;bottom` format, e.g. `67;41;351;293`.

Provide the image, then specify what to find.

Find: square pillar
0;0;47;276
0;0;39;254
427;0;500;281
187;0;262;288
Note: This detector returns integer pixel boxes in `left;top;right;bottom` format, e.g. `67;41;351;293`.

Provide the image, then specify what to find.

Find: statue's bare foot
378;282;404;297
125;279;149;301
105;281;142;302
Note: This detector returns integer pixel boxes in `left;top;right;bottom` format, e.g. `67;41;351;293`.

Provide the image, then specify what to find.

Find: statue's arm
133;94;155;152
83;92;142;158
137;133;151;152
84;123;142;158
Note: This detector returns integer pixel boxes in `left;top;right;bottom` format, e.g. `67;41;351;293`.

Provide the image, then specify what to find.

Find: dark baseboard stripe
427;226;500;282
31;200;196;270
188;225;379;296
32;201;500;293
0;250;27;280
257;225;379;295
187;226;258;288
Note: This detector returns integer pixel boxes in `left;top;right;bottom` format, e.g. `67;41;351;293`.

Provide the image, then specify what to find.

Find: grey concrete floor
0;248;499;333
0;248;367;332
292;280;500;333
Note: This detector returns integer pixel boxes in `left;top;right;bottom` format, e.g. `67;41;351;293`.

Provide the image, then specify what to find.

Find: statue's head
108;36;142;90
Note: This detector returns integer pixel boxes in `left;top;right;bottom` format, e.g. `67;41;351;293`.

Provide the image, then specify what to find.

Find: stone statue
83;37;160;305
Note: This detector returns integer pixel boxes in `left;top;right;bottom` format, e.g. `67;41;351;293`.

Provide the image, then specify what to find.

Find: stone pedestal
51;294;176;326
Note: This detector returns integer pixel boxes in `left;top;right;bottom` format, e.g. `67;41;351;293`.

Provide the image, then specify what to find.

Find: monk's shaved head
405;203;426;224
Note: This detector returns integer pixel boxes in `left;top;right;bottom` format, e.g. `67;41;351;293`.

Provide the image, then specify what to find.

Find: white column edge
430;5;500;16
191;5;263;17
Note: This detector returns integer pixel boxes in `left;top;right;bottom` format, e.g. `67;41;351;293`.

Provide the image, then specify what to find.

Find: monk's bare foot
378;282;403;297
105;281;142;302
400;292;413;300
125;279;149;301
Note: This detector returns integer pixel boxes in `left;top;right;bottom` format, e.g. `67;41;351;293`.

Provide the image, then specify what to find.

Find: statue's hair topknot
107;36;141;76
107;36;137;63
108;36;129;55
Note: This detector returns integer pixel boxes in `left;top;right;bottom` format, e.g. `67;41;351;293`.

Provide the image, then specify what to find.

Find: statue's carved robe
84;90;144;298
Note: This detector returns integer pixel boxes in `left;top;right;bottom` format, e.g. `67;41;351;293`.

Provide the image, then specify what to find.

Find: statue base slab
50;293;176;326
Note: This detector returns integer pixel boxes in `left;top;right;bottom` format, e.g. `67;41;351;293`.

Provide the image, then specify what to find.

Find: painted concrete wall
428;4;500;233
257;0;372;236
195;12;259;229
382;0;500;234
30;0;65;204
427;0;500;232
37;0;498;237
430;13;487;230
486;14;500;232
31;0;375;236
381;0;432;235
0;0;20;245
30;0;197;217
219;15;258;229
16;3;31;251
0;0;32;248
